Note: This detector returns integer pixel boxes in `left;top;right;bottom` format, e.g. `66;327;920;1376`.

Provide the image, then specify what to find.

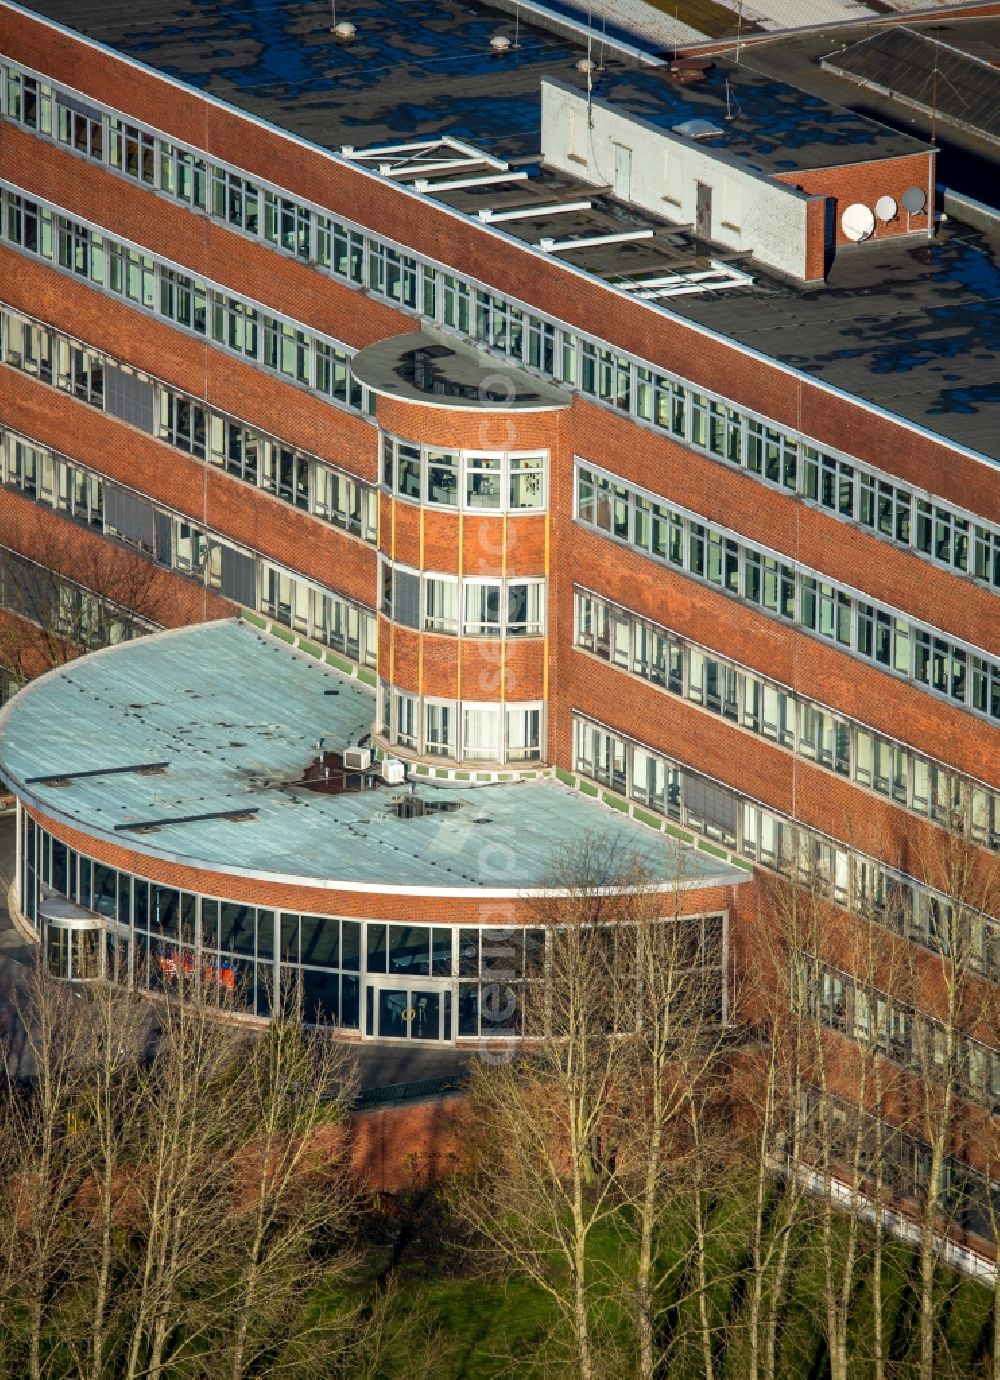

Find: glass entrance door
366;981;453;1042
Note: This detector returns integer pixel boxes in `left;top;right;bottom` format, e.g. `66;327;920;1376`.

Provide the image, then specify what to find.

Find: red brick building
0;0;997;1242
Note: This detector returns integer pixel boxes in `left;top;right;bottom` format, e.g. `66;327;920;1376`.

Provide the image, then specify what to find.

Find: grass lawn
328;1189;996;1379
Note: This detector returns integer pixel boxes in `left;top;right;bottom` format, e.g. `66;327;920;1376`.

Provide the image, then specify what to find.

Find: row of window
576;465;1000;725
0;186;370;418
379;681;543;762
0;426;377;668
572;716;1000;981
0;544;150;657
380;559;545;639
574;590;1000;850
810;959;1000;1111
0;307;379;544
799;1086;1000;1245
4;56;997;595
2;430;104;527
381;433;547;513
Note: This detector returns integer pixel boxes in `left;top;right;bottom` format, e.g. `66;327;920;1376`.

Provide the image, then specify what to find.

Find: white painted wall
541;78;815;279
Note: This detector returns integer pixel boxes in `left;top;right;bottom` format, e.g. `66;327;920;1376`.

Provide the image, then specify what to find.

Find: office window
466;455;502;510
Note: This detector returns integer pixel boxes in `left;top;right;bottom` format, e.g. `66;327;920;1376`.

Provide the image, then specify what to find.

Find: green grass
327;1190;996;1380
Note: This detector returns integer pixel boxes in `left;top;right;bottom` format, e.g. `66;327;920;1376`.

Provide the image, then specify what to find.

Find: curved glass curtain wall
19;812;726;1039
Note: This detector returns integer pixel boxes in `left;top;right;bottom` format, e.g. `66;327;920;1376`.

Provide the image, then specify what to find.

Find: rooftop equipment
841;202;875;243
875;194;898;222
380;757;406;785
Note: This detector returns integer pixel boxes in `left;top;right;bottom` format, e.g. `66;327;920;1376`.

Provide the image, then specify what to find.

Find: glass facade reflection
19;810;726;1042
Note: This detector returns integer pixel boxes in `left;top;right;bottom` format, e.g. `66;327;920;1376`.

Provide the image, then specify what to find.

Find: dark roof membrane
824;28;1000;145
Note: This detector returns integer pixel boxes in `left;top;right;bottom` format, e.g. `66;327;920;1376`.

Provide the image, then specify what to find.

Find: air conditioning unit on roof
344;746;372;771
380;757;406;785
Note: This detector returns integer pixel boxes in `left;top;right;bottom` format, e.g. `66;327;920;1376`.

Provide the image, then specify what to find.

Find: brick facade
0;2;996;1196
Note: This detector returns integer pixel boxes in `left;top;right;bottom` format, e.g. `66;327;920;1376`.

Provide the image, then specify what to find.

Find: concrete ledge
940;186;1000;236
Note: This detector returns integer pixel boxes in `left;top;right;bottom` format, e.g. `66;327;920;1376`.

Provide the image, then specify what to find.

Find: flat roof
822;27;1000;148
9;0;1000;461
13;0;922;171
671;216;1000;459
556;59;928;177
0;621;745;896
350;331;569;409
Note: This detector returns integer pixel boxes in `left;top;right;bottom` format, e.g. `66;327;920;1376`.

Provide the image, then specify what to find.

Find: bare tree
121;978;247;1380
735;872;815;1380
612;868;734;1380
448;839;641;1380
75;975;151;1380
903;829;1000;1380
0;961;93;1380
217;989;360;1380
0;520;161;693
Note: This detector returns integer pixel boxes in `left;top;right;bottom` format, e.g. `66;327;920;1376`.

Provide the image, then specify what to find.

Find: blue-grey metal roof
0;621;745;896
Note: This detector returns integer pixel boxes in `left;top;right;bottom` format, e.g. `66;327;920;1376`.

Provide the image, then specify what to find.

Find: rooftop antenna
587;6;594;128
916;36;968;240
735;0;744;65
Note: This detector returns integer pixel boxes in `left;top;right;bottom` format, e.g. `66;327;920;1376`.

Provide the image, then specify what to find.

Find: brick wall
0;248;380;482
551;522;1000;790
775;150;933;249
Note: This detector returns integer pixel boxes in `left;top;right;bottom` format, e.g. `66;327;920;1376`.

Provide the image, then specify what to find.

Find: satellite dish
841;202;875;243
902;185;926;214
875;194;897;222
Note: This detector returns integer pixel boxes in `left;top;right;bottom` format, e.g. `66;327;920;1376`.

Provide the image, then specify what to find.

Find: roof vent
490;34;511;53
672;118;724;140
576;57;597;73
332;20;356;39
